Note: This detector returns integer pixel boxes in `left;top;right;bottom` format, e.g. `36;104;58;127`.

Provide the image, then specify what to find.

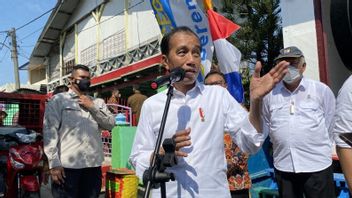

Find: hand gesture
78;95;94;109
50;166;65;185
158;128;192;157
250;61;288;100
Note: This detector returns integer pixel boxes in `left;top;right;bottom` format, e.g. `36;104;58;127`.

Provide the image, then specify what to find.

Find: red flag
207;9;240;40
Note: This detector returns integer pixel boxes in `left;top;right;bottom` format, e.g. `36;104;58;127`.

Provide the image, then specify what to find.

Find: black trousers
51;167;102;198
230;189;249;198
274;166;335;198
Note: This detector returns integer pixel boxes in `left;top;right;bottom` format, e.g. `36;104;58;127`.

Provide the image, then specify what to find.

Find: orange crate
105;168;138;198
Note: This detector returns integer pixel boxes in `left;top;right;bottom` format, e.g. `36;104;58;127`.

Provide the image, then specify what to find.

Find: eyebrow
176;44;201;51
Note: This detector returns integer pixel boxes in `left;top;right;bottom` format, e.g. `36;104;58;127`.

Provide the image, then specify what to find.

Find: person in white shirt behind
262;46;336;198
333;75;352;190
129;26;288;198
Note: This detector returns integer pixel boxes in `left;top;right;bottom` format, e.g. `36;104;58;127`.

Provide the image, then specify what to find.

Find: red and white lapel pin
199;107;205;122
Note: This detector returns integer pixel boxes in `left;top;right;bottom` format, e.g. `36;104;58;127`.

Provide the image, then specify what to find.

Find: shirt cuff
334;133;352;148
237;116;266;153
243;116;266;141
48;158;62;169
134;151;153;180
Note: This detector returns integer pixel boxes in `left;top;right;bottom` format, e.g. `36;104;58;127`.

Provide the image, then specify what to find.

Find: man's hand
50;166;66;185
172;128;192;157
78;95;95;109
155;128;192;160
250;61;289;101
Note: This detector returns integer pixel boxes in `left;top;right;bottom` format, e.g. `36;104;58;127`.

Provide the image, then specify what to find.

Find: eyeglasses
205;80;226;86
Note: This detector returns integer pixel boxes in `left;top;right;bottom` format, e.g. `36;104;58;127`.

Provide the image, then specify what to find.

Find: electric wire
16;8;54;31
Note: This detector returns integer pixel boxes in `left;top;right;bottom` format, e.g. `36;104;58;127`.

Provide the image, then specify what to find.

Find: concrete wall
127;1;161;48
29;67;46;84
280;0;352;94
65;0;105;29
280;0;320;82
49;50;60;81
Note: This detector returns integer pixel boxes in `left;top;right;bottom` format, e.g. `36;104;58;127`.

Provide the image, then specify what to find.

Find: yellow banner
203;0;213;10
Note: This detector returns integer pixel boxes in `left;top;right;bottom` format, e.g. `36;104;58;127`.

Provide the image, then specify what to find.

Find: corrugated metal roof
29;0;79;69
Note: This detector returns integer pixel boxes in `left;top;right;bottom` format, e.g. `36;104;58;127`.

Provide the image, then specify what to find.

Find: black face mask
75;79;91;92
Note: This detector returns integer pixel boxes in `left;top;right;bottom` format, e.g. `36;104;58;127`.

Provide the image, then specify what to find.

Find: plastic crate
105;169;138;198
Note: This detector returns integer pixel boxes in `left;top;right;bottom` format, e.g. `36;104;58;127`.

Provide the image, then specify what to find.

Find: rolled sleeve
223;90;265;154
233;115;266;154
88;98;115;130
333;78;352;148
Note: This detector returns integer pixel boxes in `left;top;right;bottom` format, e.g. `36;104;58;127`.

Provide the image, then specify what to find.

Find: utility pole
9;28;20;90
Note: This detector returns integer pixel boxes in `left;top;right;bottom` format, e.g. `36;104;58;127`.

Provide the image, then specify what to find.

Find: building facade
28;0;164;94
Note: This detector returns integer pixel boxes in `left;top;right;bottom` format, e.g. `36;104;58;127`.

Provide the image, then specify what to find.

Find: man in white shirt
333;75;352;190
129;26;288;198
262;46;336;198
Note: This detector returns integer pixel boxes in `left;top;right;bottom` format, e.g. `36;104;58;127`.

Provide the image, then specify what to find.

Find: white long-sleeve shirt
130;82;265;198
333;75;352;148
43;89;115;169
262;77;336;173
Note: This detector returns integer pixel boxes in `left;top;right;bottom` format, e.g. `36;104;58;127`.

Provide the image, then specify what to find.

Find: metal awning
28;0;80;69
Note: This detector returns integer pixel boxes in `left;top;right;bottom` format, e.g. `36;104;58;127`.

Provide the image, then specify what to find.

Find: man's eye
193;49;201;56
178;51;186;56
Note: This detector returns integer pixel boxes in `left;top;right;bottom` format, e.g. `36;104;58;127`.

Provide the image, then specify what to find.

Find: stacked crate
105;169;139;198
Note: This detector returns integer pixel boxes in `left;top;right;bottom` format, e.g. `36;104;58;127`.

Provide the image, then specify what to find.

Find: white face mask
283;65;302;84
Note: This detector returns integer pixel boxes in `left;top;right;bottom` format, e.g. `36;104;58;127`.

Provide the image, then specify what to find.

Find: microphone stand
143;84;177;198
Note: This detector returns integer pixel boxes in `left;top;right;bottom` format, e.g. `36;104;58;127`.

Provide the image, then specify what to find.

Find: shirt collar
173;81;205;97
68;89;79;98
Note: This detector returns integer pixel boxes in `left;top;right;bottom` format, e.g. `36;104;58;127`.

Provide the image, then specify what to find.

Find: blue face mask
283;65;302;84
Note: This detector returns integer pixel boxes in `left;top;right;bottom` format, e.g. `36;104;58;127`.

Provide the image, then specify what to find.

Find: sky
0;0;56;86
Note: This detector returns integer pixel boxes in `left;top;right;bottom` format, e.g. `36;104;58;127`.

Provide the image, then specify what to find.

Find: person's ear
301;63;306;73
68;76;75;85
161;55;170;71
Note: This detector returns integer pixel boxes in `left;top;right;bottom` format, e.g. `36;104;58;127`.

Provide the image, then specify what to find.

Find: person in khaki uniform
43;64;115;198
127;85;147;124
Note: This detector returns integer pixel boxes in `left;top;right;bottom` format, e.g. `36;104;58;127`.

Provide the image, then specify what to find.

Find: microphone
151;68;185;89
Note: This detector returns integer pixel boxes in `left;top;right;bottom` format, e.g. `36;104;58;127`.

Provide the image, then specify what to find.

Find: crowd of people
37;26;352;198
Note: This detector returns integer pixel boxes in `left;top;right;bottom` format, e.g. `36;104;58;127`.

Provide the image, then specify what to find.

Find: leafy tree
220;0;283;74
215;0;283;105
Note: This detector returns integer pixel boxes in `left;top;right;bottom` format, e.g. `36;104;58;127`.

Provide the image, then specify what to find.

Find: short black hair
204;70;227;83
160;26;199;55
72;64;90;75
53;85;69;95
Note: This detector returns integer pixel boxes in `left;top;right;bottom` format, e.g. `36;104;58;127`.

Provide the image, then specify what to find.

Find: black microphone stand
143;84;177;198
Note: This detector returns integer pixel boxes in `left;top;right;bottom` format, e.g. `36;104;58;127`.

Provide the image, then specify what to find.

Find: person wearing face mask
43;64;115;198
262;46;336;198
129;26;289;198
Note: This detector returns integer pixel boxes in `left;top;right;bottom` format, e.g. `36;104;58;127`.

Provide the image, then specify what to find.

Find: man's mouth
185;69;196;74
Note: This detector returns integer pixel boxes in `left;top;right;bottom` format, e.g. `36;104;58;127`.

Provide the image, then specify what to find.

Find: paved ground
40;183;53;198
40;182;105;198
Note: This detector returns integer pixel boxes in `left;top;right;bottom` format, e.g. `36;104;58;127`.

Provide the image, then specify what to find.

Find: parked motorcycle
0;126;43;198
